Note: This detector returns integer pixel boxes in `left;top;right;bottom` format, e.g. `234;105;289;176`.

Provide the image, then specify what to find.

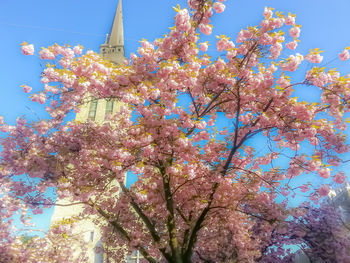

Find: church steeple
100;0;125;65
109;0;124;47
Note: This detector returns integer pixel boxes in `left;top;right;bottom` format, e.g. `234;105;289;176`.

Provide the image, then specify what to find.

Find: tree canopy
1;0;350;262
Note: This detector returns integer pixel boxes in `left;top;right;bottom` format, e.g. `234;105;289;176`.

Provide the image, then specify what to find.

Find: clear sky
1;0;350;233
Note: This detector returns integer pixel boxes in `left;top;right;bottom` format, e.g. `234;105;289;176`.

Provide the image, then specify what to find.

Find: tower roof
108;0;124;46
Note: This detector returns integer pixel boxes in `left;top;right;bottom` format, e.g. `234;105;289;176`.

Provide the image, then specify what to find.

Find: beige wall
51;97;125;262
51;1;126;260
50;199;103;262
75;97;124;124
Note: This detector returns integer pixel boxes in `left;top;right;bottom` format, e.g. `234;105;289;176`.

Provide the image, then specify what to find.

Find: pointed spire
108;0;124;47
99;0;125;64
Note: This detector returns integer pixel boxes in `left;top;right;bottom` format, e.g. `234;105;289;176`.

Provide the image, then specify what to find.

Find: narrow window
90;231;94;242
88;99;98;120
105;99;114;118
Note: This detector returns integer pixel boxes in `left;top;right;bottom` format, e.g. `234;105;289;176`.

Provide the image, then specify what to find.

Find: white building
328;182;350;225
50;1;143;262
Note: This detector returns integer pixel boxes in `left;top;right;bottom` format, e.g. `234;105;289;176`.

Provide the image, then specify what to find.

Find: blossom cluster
3;1;350;262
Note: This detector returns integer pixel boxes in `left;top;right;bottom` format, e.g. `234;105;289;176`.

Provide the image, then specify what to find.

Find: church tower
75;0;125;124
50;1;127;262
100;0;125;65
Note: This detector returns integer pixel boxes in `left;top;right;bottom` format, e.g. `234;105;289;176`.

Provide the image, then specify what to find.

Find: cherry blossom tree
2;0;350;262
294;203;350;262
272;202;350;263
0;183;87;263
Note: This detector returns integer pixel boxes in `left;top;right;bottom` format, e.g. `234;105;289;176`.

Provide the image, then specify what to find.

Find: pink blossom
0;124;10;132
31;93;46;104
285;41;298;50
260;19;273;33
306;70;330;87
240;114;252;125
339;49;350;61
259;33;273;45
73;45;83;55
281;188;290;197
237;45;248;55
21;84;32;93
285;15;295;26
21;44;34;56
199;24;212;35
333;172;346;184
328;158;340;166
219;129;228;135
269;43;282;59
299;184;310;193
197;121;206;130
280;54;304;72
289;26;301;38
268;64;277;72
175;9;191;31
272;18;285;29
236;30;252;43
39;49;55;60
60;47;75;59
200;42;208;52
213;2;225;13
305;53;323;64
318;184;330;196
216;38;234;52
263;7;273;19
276;76;290;88
317;168;331;179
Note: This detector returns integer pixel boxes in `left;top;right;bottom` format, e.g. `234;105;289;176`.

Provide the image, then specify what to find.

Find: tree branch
118;181;173;262
92;202;160;263
158;161;183;263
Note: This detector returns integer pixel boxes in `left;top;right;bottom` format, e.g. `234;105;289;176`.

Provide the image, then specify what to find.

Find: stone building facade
50;1;143;262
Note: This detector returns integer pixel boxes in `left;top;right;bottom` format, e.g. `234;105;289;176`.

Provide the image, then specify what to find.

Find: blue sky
1;0;350;232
